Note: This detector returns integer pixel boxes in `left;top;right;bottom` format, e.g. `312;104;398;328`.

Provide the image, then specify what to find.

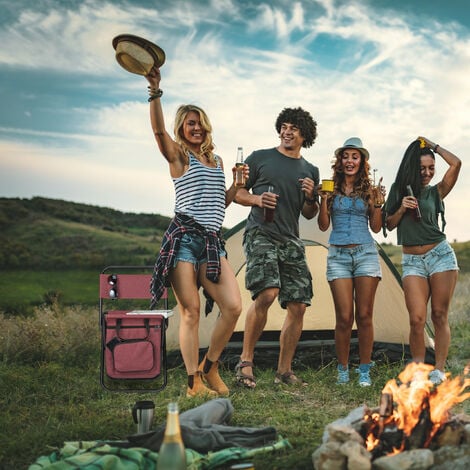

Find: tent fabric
164;217;434;354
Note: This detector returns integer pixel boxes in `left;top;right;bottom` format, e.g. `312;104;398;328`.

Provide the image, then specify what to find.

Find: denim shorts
326;243;382;282
174;232;226;268
243;228;313;308
402;240;459;279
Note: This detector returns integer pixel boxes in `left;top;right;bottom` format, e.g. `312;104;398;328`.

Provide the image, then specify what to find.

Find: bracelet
305;197;316;205
374;204;383;209
147;87;163;102
433;144;439;152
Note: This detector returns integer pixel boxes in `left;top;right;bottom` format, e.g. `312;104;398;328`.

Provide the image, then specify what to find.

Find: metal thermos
132;400;155;434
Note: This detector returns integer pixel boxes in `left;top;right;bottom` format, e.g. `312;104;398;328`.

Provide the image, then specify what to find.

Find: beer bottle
156;402;186;470
406;185;422;221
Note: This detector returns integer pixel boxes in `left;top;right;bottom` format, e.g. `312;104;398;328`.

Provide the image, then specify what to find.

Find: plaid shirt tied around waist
150;213;224;314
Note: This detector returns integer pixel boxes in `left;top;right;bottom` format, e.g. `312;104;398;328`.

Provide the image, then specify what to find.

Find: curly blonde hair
174;104;215;163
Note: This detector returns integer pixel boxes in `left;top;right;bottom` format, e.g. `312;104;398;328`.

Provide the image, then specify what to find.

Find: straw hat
112;34;165;76
334;137;370;160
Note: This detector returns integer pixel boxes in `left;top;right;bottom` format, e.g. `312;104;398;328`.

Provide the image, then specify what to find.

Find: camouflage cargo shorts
243;228;313;309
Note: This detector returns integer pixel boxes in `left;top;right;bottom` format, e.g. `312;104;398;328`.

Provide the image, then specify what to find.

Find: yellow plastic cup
322;179;334;193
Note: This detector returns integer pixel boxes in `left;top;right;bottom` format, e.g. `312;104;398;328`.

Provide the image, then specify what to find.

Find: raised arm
419;136;461;199
145;68;186;177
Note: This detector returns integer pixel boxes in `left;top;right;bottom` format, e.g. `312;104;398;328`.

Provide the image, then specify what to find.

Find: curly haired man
234;107;320;388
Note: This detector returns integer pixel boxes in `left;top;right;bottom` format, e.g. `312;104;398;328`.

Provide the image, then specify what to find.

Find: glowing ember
365;363;470;454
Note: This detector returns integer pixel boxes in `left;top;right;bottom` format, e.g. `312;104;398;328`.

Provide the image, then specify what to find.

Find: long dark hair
385;140;435;215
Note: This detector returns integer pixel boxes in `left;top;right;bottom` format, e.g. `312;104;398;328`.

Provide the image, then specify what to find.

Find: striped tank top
173;153;226;230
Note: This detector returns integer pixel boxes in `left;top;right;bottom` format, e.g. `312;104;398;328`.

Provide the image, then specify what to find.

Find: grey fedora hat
334;137;369;160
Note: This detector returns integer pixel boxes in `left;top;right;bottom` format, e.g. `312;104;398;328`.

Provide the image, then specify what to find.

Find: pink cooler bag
104;311;164;379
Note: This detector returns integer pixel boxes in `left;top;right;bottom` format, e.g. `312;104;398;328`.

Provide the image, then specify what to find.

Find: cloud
0;0;468;242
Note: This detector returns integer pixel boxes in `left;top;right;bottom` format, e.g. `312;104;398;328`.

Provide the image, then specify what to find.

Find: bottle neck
163;403;183;444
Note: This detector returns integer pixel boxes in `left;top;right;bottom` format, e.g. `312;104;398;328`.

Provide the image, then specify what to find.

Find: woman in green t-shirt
385;136;461;385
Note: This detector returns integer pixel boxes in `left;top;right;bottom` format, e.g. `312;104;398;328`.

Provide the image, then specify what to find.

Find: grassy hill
0;197;172;313
0;196;171;269
0;196;468;314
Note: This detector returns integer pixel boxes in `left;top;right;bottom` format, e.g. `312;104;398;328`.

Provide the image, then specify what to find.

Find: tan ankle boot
198;355;230;396
186;371;218;398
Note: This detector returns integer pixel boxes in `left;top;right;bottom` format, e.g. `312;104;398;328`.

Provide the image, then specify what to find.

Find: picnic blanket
28;399;291;469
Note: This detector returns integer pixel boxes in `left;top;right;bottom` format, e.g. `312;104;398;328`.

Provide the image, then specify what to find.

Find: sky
0;0;468;244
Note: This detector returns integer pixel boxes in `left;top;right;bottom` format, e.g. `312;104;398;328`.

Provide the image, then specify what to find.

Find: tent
165;217;434;362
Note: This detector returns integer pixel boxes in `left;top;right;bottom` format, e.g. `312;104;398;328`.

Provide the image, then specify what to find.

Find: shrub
0;304;99;366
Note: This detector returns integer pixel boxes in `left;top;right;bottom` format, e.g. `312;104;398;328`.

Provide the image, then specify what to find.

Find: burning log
312;363;470;470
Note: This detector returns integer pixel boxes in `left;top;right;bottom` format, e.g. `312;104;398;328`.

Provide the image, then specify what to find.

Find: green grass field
0;274;469;469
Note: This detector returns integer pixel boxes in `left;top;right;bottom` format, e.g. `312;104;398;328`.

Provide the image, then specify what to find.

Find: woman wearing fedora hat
384;137;461;385
144;66;248;398
318;137;384;386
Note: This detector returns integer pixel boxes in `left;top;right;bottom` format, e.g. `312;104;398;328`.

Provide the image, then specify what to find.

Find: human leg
276;301;306;383
238;228;281;387
402;275;430;363
329;278;354;367
200;257;242;360
237;288;278;387
353;276;380;365
276;238;312;381
429;270;458;371
169;261;216;397
198;257;242;394
169;261;202;374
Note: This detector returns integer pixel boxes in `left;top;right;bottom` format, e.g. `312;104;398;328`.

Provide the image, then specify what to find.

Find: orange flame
366;363;470;453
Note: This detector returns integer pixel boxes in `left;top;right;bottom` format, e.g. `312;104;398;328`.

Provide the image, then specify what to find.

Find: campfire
313;363;470;470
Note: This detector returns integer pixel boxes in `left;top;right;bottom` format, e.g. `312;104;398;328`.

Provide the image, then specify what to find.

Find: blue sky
0;0;468;243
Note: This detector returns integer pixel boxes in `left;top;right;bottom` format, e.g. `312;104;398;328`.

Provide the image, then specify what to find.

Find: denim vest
328;195;374;245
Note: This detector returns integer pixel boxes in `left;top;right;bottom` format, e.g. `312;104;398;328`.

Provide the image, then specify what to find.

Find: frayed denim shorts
174;232;226;268
326;243;382;282
402;240;459;279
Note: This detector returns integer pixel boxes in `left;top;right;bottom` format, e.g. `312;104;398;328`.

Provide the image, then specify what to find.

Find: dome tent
165;217;435;366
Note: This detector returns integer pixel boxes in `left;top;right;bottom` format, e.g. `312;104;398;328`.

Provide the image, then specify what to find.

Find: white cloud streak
0;0;468;242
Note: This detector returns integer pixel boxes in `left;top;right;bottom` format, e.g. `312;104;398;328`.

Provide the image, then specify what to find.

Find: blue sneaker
336;365;349;384
429;369;446;385
356;362;374;387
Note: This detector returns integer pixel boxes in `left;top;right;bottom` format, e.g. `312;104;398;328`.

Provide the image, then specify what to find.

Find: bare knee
255;289;277;310
222;300;242;322
356;311;373;329
431;307;448;328
336;314;354;332
180;307;200;328
409;314;426;331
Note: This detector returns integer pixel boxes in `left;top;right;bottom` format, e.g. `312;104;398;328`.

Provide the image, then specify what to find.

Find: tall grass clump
0;303;99;366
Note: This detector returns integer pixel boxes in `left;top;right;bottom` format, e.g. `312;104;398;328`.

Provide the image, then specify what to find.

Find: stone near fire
322;406;367;443
340;440;371;470
311;440;347;470
432;444;470;469
326;423;364;444
313;423;372;470
435;420;465;447
372;448;433;470
465;424;470;443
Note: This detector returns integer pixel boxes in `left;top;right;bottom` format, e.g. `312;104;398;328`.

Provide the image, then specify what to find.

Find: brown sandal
235;359;256;389
274;371;307;386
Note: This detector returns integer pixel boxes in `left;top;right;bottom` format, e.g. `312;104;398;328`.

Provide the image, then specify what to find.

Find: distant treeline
0;197;172;269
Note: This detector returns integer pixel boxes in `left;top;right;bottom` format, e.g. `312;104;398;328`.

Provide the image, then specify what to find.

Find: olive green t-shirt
395;185;446;246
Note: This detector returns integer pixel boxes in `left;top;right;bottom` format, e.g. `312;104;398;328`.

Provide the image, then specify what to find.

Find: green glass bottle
156;402;186;470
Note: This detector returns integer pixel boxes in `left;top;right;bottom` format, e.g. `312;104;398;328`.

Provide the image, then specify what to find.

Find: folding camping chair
99;265;172;392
